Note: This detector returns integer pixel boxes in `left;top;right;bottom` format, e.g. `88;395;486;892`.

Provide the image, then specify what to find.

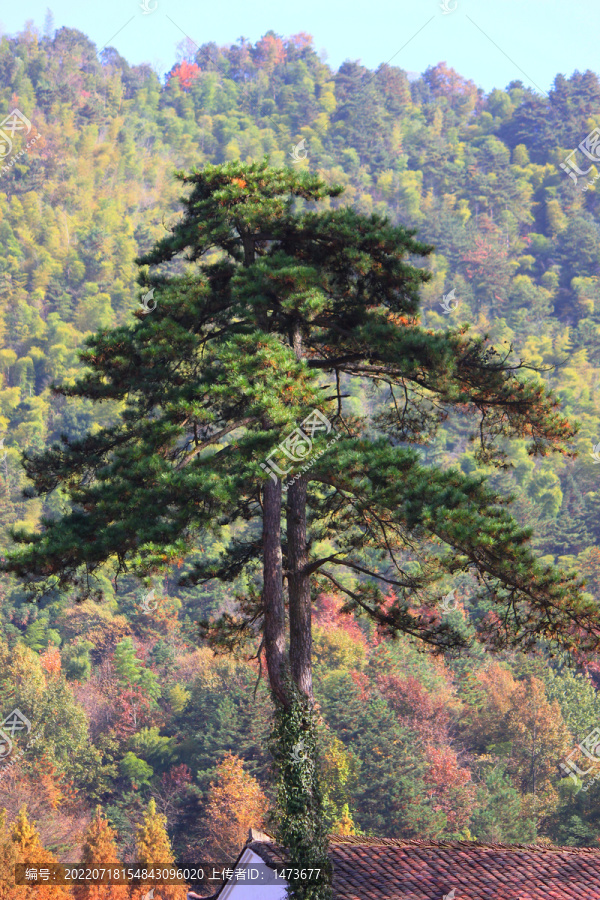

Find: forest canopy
0;20;600;876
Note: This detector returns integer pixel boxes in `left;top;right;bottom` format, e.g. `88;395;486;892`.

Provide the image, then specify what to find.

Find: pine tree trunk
262;477;289;707
286;325;314;703
287;475;313;702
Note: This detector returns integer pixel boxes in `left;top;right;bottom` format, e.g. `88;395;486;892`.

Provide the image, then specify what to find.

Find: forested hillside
2;20;600;875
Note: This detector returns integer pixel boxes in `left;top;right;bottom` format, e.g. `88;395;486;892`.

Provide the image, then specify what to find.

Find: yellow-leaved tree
133;798;187;900
203;753;268;864
0;809;17;900
10;806;70;900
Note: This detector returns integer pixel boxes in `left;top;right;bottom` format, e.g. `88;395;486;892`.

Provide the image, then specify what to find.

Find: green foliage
269;690;332;900
470;764;536;843
129;727;175;773
120;751;154;787
543;666;600;745
62;640;94;681
317;670;444;837
22;616;61;652
1;20;600;859
175;660;272;793
112;638;160;701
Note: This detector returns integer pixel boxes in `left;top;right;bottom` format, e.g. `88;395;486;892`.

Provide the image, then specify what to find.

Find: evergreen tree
6;159;598;670
5;160;600;895
317;670;442;838
470;765;536;844
112;637;160;699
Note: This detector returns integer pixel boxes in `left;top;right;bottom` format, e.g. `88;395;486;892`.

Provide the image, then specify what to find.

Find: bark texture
287;475;313;701
262;477;288;707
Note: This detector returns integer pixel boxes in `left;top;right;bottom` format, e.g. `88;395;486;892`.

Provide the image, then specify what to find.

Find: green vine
269;689;333;900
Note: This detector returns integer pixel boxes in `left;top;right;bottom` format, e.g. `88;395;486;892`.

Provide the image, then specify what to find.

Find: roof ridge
328;836;600;853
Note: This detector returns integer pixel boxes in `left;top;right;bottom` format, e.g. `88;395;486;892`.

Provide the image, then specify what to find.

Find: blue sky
0;0;596;95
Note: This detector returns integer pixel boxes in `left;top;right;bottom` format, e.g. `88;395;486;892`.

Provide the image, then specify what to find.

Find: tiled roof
248;835;600;899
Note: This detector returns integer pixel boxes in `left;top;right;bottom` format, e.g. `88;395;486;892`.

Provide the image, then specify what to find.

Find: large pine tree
5;159;600;895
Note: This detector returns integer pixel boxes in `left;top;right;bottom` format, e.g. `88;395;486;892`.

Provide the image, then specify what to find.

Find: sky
0;0;597;95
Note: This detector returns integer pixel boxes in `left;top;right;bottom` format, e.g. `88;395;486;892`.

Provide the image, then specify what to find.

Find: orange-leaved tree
202;753;268;863
10;807;70;900
74;807;129;900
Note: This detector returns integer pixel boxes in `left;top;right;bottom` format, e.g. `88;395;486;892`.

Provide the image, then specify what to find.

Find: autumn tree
202;753;268;863
319;732;359;833
458;665;572;835
422;746;476;835
458;662;518;754
39;647;62;680
252;32;286;71
74;807;129;900
133;798;187;900
6;159;600;895
0;810;17;900
504;676;572;827
10;807;70;900
113;686;154;739
169;60;200;91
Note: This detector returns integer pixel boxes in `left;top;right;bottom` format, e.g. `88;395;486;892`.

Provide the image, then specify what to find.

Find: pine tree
74;807;128;900
542;468;590;557
5;159;600;896
113;638;143;686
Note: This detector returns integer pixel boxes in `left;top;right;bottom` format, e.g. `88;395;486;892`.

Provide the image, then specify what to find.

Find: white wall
212;848;289;900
